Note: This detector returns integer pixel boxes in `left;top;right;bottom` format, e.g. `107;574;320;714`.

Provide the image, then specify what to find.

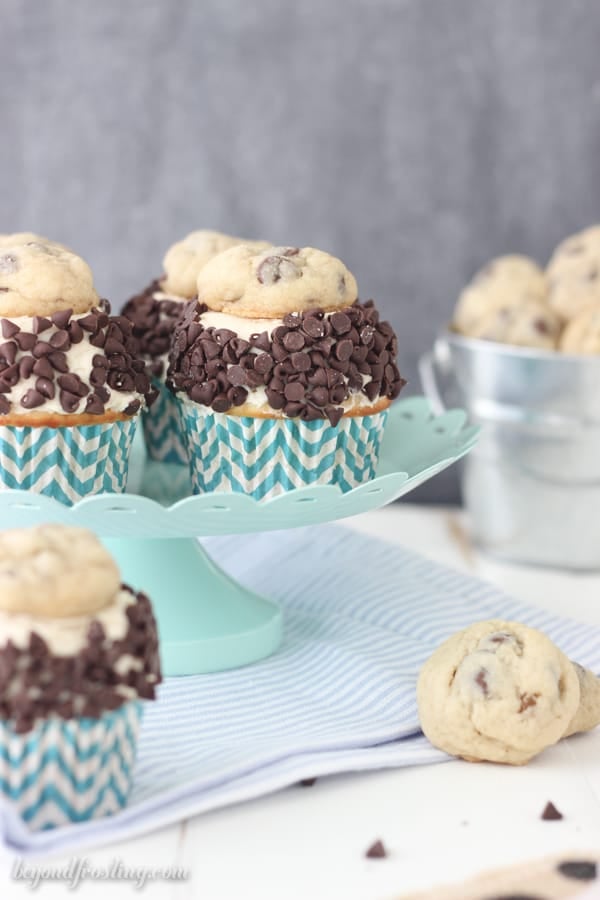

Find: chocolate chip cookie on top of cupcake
167;244;406;499
0;233;155;503
0;524;161;828
122;230;271;463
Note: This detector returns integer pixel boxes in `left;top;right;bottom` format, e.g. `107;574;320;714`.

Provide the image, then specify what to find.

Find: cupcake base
0;418;137;504
0;702;142;830
178;400;388;500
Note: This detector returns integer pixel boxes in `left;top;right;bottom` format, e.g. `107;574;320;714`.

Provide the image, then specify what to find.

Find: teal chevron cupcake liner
178;400;388;500
0;418;138;505
0;702;142;830
142;379;188;465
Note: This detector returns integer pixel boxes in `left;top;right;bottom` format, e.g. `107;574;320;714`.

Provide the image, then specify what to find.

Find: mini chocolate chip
94;385;110;403
303;316;325;339
310;386;330;407
212;393;230;413
123;399;141;416
254;353;273;375
35;377;55;400
1;320;19;339
51;309;72;329
108;353;127;371
284;382;305;402
20;389;45;409
190;382;216;405
291;351;311;371
202;340;220;360
227;365;247;386
245;369;264;388
68;321;84;343
335;339;354;361
365;840;387;859
15;332;36;351
214;328;237;345
90;367;107;387
272;343;288;362
59;390;81;413
265;388;285;410
0;396;9;414
58;374;89;397
49;329;71;350
364;381;381;402
283;312;302;328
32;341;54;358
0;342;16;365
105;337;127;356
89;331;106;348
230;386;248;406
307;369;328;387
250;331;271;352
108;371;135;392
326;406;344;427
330;312;351;334
360;325;375;344
541;801;563;820
187;322;203;344
331;384;347;404
84;394;106;415
19;357;35;379
92;354;108;369
0;364;19;387
283;331;305;352
557;860;596;881
283;401;305;417
79;313;99;332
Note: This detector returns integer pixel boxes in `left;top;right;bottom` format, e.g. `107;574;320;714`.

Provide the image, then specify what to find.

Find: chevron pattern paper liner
0;419;137;506
142;380;188;465
179;402;388;500
0;703;142;830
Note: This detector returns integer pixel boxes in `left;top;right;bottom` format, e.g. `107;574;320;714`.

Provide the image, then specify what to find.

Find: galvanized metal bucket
419;333;600;570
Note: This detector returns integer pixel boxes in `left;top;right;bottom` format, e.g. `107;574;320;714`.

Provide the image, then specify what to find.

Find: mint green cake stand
0;397;478;676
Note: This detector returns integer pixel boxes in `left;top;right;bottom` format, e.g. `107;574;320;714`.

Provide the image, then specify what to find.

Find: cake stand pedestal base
102;538;282;676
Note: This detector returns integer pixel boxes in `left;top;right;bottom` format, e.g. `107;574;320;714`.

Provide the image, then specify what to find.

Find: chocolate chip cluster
0;301;156;416
167;300;406;426
0;589;161;733
122;280;185;378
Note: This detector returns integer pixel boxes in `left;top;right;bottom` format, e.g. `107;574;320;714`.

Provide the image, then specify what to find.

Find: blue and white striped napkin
2;525;599;857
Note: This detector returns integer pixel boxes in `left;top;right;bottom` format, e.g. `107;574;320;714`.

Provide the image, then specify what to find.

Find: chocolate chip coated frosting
0;300;156;418
167;299;406;425
121;281;185;379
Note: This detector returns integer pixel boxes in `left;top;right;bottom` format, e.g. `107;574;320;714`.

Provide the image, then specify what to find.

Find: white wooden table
3;503;600;899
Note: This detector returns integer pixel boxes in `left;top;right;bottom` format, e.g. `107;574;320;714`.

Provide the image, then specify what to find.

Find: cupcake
122;230;270;464
0;234;155;504
0;524;161;828
167;244;406;499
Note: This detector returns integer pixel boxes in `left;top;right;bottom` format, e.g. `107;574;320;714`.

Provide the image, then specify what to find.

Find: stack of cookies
452;224;600;354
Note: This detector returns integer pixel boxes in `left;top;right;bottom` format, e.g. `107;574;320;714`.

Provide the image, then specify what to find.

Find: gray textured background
2;0;600;501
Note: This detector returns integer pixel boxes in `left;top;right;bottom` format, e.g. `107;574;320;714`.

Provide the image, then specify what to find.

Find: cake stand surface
0;397;478;676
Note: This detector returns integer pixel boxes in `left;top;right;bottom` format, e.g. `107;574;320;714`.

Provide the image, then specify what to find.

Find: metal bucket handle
419;337;589;435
